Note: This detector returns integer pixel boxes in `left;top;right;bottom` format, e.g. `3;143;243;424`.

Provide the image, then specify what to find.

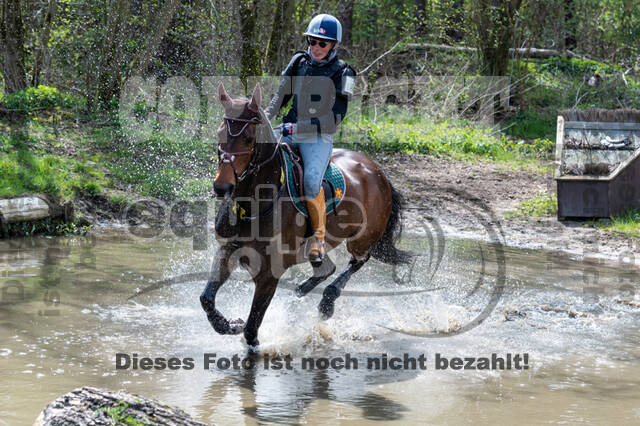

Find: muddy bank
380;154;638;261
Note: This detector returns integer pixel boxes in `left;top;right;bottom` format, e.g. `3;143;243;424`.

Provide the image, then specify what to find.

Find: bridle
217;114;280;183
216;113;284;221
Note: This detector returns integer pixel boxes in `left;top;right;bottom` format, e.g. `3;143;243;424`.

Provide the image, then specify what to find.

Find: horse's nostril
213;182;233;198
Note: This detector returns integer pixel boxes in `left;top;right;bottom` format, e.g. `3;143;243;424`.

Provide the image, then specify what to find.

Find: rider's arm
265;77;292;120
265;54;303;119
332;66;356;125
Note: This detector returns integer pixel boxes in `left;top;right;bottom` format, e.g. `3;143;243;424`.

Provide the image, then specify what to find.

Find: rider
266;13;355;264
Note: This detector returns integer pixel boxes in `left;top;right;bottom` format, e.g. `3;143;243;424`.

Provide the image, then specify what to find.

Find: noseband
217;114;280;184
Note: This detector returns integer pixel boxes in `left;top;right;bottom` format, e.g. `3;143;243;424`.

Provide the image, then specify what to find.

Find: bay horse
200;83;410;348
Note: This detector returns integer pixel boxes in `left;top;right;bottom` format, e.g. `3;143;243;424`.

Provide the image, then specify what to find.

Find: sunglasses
307;37;331;48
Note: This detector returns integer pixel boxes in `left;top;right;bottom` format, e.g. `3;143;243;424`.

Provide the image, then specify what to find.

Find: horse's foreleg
200;246;244;335
319;256;368;320
243;276;279;348
295;255;336;297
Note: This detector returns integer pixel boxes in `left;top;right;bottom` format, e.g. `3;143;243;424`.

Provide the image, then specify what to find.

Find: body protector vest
266;51;356;135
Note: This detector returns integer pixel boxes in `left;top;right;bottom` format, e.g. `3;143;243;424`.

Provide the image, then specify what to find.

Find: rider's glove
282;122;295;137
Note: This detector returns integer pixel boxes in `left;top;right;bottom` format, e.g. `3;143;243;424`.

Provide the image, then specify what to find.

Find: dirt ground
379;154;639;262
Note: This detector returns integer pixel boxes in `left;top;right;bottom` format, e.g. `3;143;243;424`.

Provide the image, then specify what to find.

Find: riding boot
305;187;326;265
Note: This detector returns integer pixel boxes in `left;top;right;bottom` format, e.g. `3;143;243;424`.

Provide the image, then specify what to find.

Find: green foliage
538;57;618;77
523;57;640;110
1;115;214;203
95;401;149;426
588;210;640;238
107;160;184;200
107;193;131;208
178;178;212;198
339;108;553;161
505;193;558;219
101;119;215;200
502;109;556;140
3;0;639;211
0;131;106;199
5;218;90;238
511;138;555;158
2;85;84;115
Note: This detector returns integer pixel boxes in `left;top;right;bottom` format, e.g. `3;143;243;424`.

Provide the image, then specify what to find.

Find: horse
200;82;410;348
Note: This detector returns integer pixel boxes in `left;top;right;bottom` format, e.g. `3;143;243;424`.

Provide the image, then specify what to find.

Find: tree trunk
0;0;27;94
129;0;182;77
31;0;57;87
239;0;262;90
467;0;523;76
265;0;295;73
563;0;576;51
414;0;426;38
95;0;132;108
339;0;354;58
445;0;464;42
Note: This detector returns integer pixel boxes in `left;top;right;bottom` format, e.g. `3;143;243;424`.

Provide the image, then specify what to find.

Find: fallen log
403;43;590;60
0;197;51;223
34;386;209;426
0;195;74;236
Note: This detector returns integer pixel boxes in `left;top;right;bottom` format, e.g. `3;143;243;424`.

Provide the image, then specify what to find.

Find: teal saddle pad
280;148;346;217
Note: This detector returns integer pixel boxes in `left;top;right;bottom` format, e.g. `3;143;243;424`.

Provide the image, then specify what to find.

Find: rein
217;113;283;221
218;115;281;183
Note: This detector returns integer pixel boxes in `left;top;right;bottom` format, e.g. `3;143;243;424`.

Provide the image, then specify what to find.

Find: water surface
1;230;639;425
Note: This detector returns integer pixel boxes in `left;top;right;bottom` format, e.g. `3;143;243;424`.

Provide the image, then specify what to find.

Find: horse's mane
256;106;278;145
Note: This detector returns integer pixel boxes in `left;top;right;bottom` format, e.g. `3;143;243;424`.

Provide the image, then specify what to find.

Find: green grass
587;210;640;238
501;109;556;140
100;117;216;200
0;131;108;199
505;192;558;219
338;107;554;165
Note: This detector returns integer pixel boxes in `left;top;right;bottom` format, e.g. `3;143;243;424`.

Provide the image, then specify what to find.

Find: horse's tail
370;180;413;265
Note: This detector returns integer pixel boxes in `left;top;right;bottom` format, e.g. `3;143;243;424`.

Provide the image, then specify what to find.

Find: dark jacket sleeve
332;65;356;125
265;53;303;119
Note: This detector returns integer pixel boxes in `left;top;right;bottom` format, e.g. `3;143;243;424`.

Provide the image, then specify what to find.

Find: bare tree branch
359;41;403;75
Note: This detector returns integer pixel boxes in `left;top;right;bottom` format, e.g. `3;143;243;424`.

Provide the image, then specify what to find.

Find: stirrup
304;236;326;262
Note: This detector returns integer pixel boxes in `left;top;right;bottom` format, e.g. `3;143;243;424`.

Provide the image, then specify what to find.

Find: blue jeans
274;129;333;198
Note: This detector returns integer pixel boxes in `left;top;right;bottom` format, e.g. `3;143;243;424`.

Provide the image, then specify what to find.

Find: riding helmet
303;14;342;43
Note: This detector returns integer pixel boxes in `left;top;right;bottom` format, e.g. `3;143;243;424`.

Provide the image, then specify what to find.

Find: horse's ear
248;83;261;113
218;82;232;109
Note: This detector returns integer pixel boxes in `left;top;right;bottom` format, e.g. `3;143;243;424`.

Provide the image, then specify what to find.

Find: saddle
279;143;346;218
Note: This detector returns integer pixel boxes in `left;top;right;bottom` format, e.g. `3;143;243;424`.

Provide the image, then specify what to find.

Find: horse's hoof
319;286;339;320
228;318;245;334
318;299;335;320
210;315;231;335
245;336;260;349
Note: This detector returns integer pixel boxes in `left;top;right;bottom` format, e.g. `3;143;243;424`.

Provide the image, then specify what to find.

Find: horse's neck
235;122;281;202
237;153;280;194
